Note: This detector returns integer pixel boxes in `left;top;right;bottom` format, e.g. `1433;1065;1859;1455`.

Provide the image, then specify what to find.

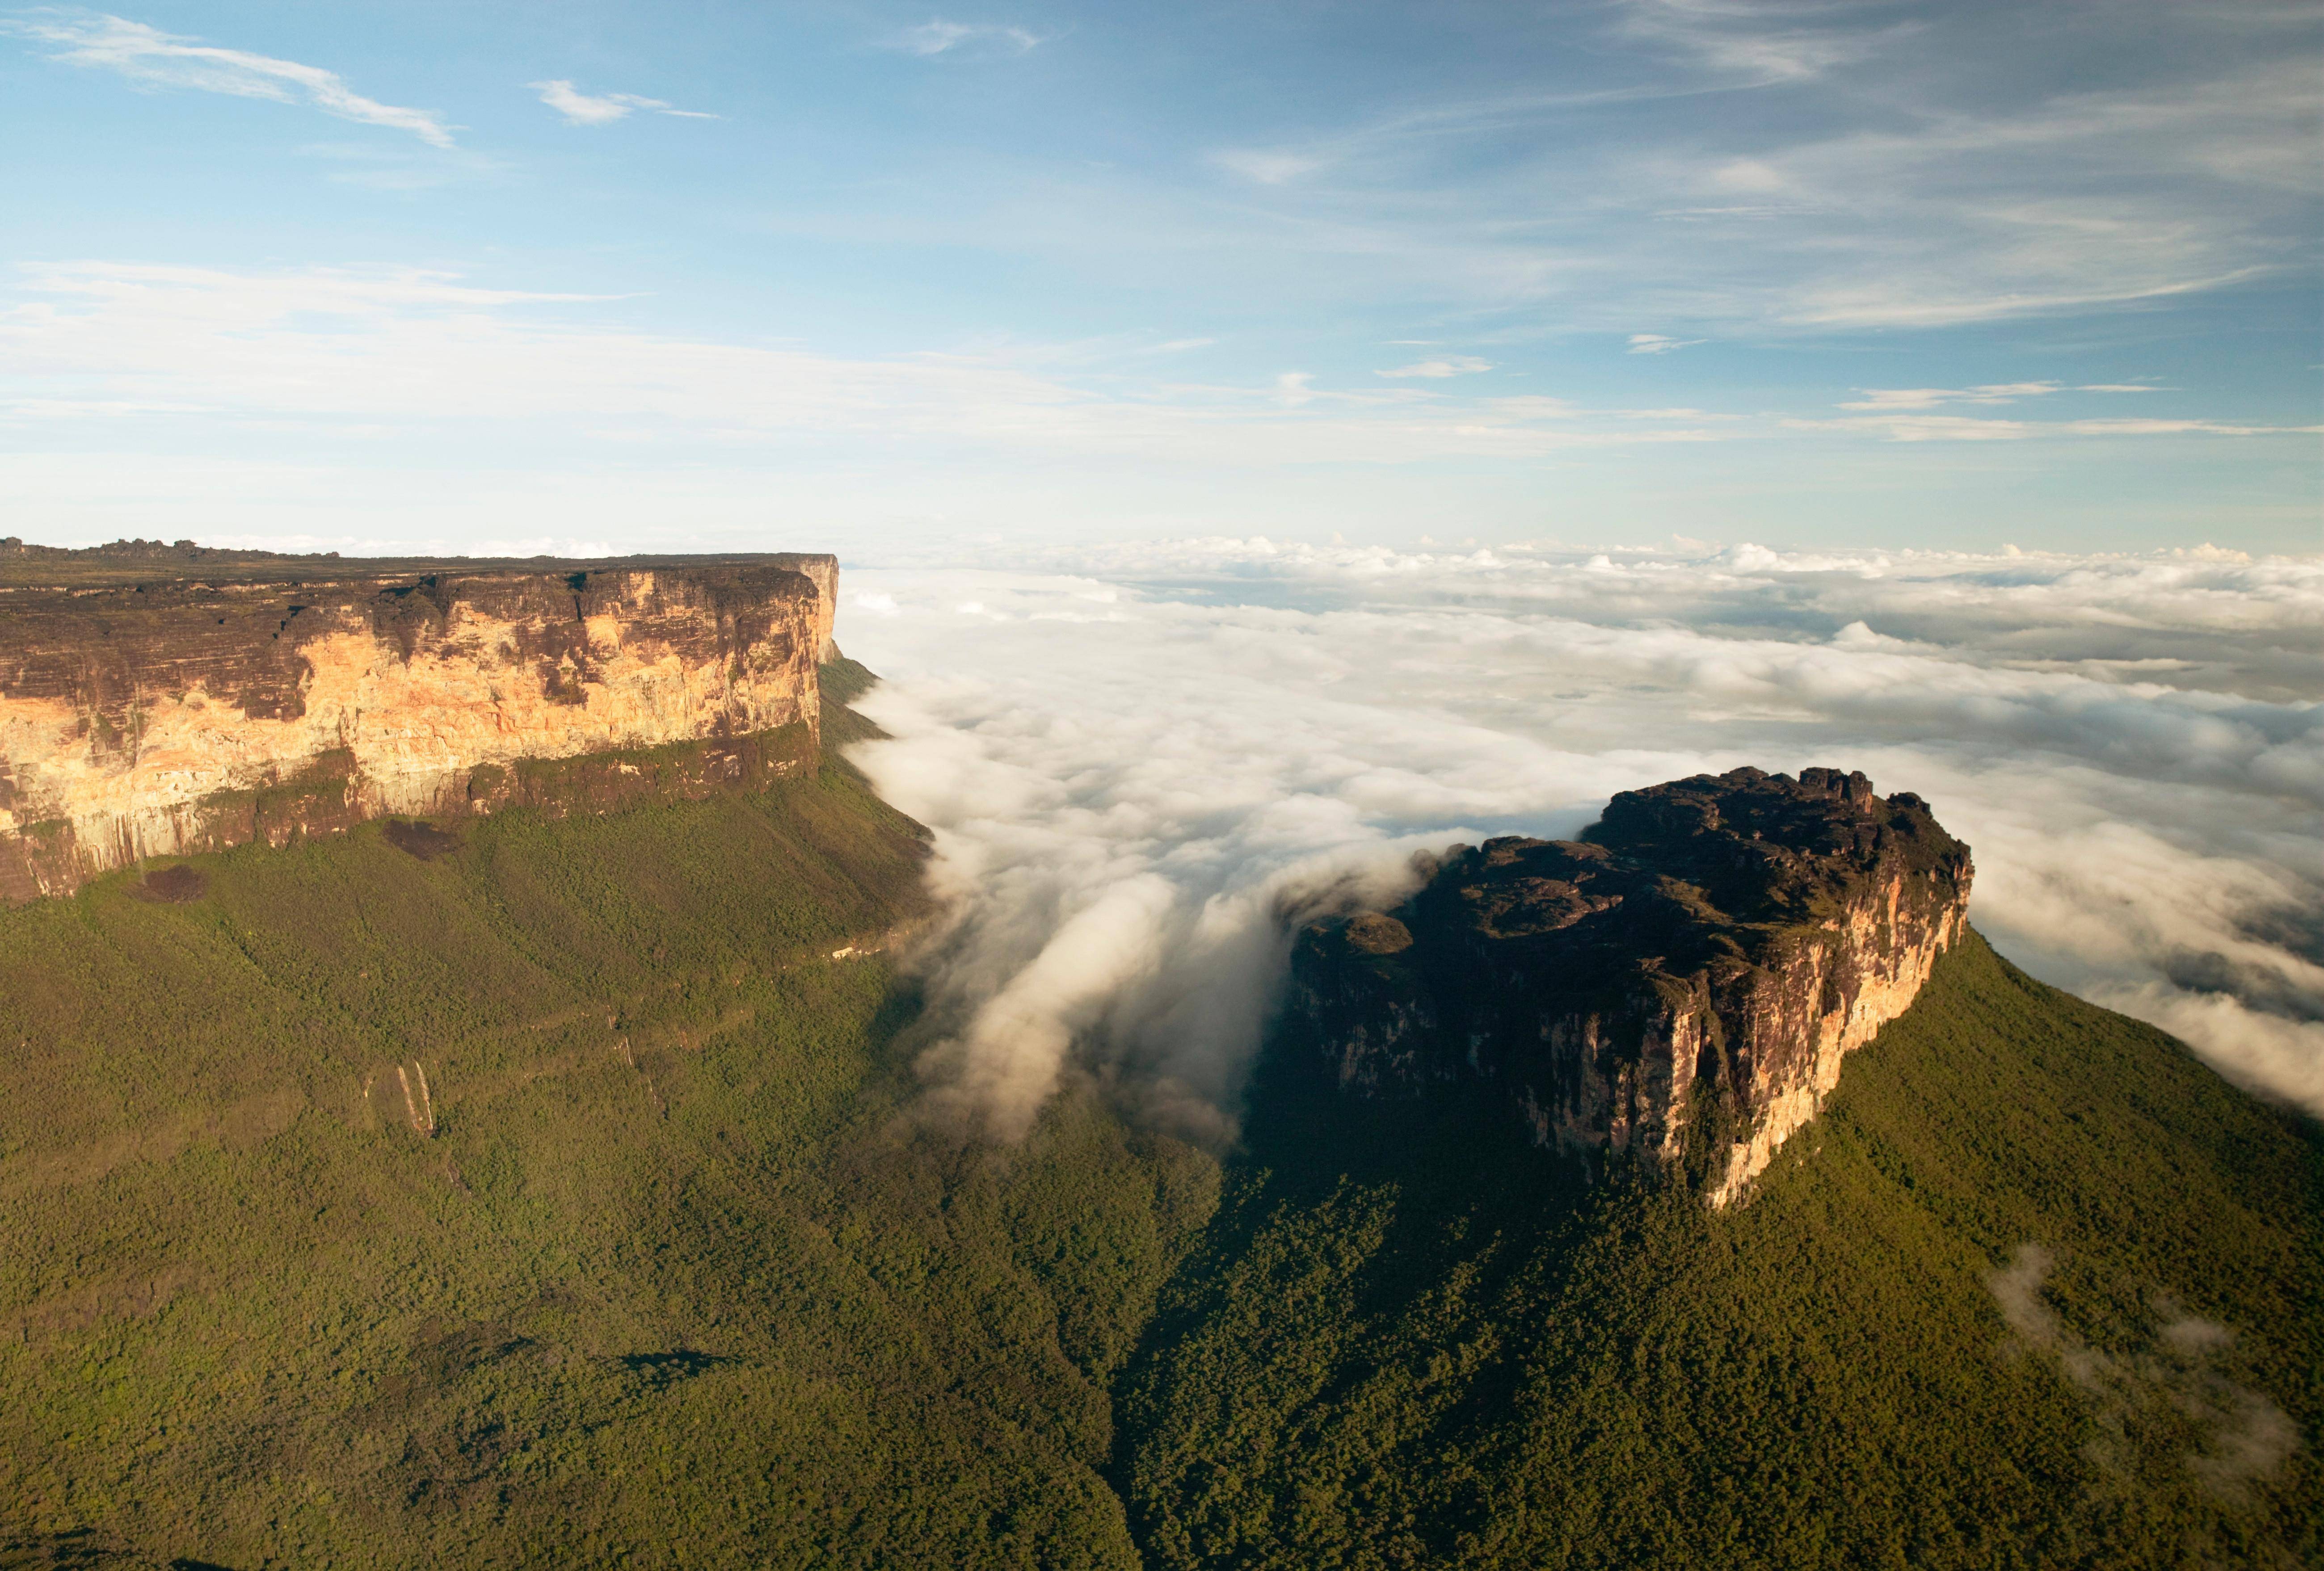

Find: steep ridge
1288;767;1972;1204
0;663;1214;1570
1117;931;2323;1570
0;551;838;901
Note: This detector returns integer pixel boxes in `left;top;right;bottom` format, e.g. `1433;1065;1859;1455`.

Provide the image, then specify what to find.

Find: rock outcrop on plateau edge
0;554;838;901
1288;768;1974;1206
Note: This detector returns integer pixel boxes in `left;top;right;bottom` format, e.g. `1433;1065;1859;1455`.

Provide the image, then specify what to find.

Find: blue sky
3;0;2318;555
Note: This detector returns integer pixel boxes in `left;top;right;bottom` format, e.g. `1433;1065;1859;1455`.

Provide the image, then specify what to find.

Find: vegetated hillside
0;666;1216;1570
1115;930;2324;1570
5;676;2315;1571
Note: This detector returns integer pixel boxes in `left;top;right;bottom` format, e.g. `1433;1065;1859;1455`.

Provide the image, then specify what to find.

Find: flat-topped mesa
0;552;840;901
1288;767;1974;1206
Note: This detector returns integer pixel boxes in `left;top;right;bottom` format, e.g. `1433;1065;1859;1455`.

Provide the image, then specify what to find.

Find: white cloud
1843;382;2060;411
1803;381;2303;441
530;80;716;126
838;541;2324;1141
1;258;2302;547
1627;333;1702;354
1790;414;2317;443
1214;149;1328;185
1090;15;2323;337
887;20;1044;57
1618;0;1889;87
2088;984;2324;1117
0;262;1739;468
1988;1245;2298;1497
1840;382;2168;411
1376;356;1493;378
1710;158;1789;193
12;12;456;147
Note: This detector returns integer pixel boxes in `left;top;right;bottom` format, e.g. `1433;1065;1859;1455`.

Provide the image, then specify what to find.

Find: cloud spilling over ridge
839;541;2324;1142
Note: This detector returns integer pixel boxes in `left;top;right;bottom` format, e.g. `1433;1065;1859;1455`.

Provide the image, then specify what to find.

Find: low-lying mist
839;540;2324;1141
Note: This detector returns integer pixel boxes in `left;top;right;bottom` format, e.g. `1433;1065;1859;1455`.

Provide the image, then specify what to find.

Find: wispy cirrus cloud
1840;382;2159;412
530;80;717;126
1794;380;2289;441
1627;333;1702;354
1377;356;1492;379
1616;0;1895;87
10;261;2311;472
9;10;456;147
886;19;1044;57
1129;10;2321;338
0;262;1736;467
1790;415;2318;444
1214;149;1326;185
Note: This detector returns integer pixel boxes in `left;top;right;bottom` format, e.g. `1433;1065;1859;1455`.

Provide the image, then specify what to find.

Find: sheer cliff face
0;560;833;901
773;554;839;662
1288;768;1973;1206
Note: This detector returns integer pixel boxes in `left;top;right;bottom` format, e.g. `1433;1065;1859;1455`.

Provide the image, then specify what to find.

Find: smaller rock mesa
1288;768;1973;1206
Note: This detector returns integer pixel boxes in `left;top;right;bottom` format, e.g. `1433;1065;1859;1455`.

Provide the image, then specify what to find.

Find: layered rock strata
0;555;837;901
1288;768;1973;1206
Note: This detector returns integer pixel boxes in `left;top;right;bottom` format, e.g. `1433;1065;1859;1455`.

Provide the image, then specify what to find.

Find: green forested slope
0;677;1214;1570
1114;932;2323;1570
4;685;2315;1571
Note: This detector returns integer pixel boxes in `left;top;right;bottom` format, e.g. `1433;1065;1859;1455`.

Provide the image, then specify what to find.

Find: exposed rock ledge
1287;768;1973;1206
0;554;837;901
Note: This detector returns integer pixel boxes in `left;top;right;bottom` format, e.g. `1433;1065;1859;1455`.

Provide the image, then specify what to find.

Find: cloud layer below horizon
838;540;2324;1143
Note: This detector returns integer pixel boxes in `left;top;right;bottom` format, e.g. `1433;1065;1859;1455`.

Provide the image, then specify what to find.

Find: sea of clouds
836;540;2323;1143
